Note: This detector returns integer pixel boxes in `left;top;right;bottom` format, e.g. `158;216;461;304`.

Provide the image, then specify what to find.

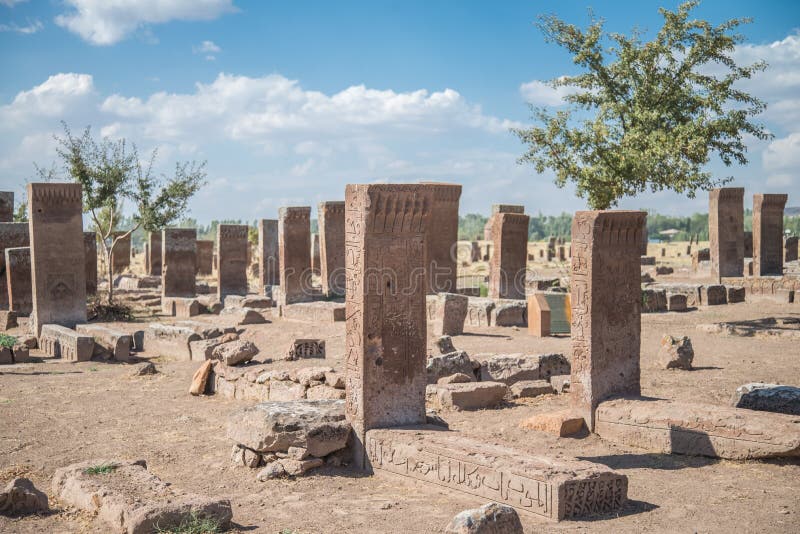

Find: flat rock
226;400;351;457
520;409;585;437
657;334;694;370
129;362;157;376
595;398;800;459
510;379;553;398
427;351;475;384
444;502;523;534
426;382;508;411
479;353;569;384
51;459;232;534
306;385;345;400
437;373;473;385
268;380;306;401
0;477;48;516
212;340;258;366
731;383;800;415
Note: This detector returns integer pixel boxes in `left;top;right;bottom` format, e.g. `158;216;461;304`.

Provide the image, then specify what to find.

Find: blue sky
1;1;798;222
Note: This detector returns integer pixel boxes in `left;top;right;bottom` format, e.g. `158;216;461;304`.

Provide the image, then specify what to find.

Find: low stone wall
210;363;345;402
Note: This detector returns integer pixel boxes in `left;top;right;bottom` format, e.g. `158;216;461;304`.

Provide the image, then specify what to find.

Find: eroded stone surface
39;324;94;362
426;382;508;410
731;383;800;415
709;188;744;280
657;335;694;370
444;502;523;534
0;477;48;516
427;351;475;384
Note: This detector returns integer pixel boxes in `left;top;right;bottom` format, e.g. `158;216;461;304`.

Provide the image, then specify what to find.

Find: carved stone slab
366;426;627;521
147;231;162;276
110;231;131;274
318;201;346;297
570;210;645;430
5;247;32;315
423;183;461;294
28;183;87;335
595;398;800;460
196;239;213;276
216;224;249;299
753;193;788;276
708;188;744;280
0;222;29;311
162;229;196;298
258;219;279;291
278;207;313;305
488;211;529;300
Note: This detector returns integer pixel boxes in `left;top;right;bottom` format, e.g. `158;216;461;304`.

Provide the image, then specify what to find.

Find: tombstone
708;187;744;280
318;201;345;298
28;183;87;335
147;231;162;276
83;232;97;296
196;240;213;276
0;192;13;222
257;219;279;293
786;236;799;263
527;294;550;337
0;222;29;310
470;241;481;262
110;231;131;274
5;247;32;315
488;206;529;300
310;233;321;276
752;194;788;276
216;224;249;299
278;207;312;305
162;228;196;298
424;183;461;294
743;231;753;258
570;210;645;430
344;184;432;467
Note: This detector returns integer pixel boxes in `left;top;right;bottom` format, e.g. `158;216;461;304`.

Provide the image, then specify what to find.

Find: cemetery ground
1;245;798;533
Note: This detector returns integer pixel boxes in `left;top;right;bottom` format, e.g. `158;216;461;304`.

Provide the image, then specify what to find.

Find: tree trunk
105;242;115;305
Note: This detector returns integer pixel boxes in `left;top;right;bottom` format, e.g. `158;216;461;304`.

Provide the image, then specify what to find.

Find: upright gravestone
28;183;87;335
753;193;788;276
488;205;529;300
708;187;744;280
424;183;461;294
196;240;214;276
83;232;97;296
110;231;131;274
743;231;753;258
162;229;196;298
344;184;432;468
786;236;799;263
5;247;32;315
0;222;29;310
0;192;13;222
570;210;645;430
310;233;321;276
278;207;312;305
216;224;249;299
147;231;162;276
258;219;279;293
318;201;345;298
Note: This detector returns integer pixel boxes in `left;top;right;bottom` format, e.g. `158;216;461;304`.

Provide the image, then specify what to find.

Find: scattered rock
550;375;570;394
189;360;214;396
731;383;800;415
0;477;48;516
293;366;334;386
510;380;553;398
658;335;694;370
11;345;30;363
212;340;259;366
130;362;157;376
479;353;569;384
286;339;325;360
0;347;12;365
306;385;346;400
437;373;473;385
324;371;345;389
433;335;456;355
269;380;307;401
655;266;674;275
444;502;523;534
427;351;475;384
256;462;286;481
520;409;585;437
426;382;508;411
19;335;37;349
279;457;323;476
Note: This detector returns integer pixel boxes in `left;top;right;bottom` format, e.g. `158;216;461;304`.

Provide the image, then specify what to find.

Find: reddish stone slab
318;201;345;297
216;224;248;299
196;239;213;276
753;193;788;276
278;206;313;305
488;207;529;300
258;219;279;291
5;247;32;315
147;231;162;275
28;183;87;335
162;228;196;298
0;192;12;222
424;183;461;294
110;231;131;274
0;222;29;310
344;184;433;467
570;210;645;430
708;188;744;280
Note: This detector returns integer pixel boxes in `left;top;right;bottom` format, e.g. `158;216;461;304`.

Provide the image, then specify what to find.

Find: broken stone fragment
519;409;585;437
510;380;553;399
212;340;258;366
731;383;800;415
189;360;213;396
0;477;48;516
306;385;345;400
426;382;508;411
433;335;456;355
256;462;285;481
279;458;323;477
444;502;523;534
437;373;473;385
657;334;694;370
130;362;157;376
427;351;475;384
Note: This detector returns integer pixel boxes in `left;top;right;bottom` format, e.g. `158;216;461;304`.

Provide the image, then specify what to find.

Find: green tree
41;123;206;304
514;1;772;209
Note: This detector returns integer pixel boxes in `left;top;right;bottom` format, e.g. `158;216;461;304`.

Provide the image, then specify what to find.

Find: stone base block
279;301;345;323
519;409;585;437
76;324;132;362
366;426;627;521
39;325;94;362
162;297;202;317
426;382;508;410
144;324;202;361
595;398;800;459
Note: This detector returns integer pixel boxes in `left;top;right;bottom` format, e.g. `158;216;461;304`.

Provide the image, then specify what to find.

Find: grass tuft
0;333;17;349
155;511;222;533
83;463;117;475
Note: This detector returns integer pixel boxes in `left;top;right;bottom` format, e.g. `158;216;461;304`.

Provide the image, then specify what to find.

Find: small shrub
87;298;134;322
155;511;222;534
0;334;17;349
83;463;117;475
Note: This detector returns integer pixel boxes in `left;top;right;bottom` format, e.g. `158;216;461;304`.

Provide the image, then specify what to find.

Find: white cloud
195;40;221;53
519;78;574;106
0;73;94;123
0;19;43;34
764;132;800;171
0;0;28;6
55;0;237;45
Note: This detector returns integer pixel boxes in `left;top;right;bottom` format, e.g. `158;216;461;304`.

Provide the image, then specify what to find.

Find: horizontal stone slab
366;426;627;521
39;324;94;362
279;301;345;323
75;324;132;362
595;398;800;460
143;324;202;360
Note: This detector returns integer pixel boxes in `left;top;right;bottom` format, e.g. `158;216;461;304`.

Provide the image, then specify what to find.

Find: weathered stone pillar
257;219;279;292
708;187;744;280
83;232;97;296
424;183;461;294
196;240;213;276
0;222;29;310
310;233;321;276
488;205;529;300
786;236;799;263
147;231;162;275
110;231;131;274
278;207;312;305
570;210;645;430
344;184;432;468
5;247;31;315
28;183;87;335
753;193;788;276
216;224;249;299
318;201;345;297
162;229;196;298
0;192;13;222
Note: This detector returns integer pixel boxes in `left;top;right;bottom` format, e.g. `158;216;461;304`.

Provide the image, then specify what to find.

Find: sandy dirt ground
1;247;799;533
